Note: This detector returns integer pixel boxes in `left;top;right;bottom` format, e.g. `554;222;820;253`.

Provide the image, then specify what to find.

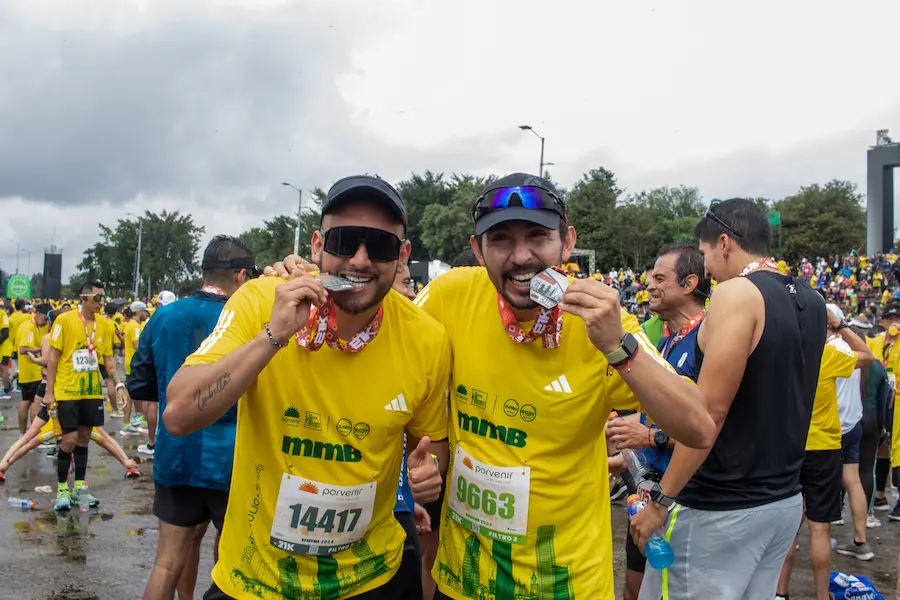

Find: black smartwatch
648;482;675;509
604;332;640;368
653;429;669;451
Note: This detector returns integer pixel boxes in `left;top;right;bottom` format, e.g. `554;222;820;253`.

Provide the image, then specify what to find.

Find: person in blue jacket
128;235;258;600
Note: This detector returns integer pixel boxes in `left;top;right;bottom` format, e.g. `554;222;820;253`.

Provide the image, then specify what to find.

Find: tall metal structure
866;129;900;255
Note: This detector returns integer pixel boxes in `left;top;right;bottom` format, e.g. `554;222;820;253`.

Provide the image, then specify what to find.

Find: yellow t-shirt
124;321;144;376
414;267;670;600
49;310;114;401
15;319;43;384
875;273;884;289
0;311;11;358
8;311;30;352
806;343;857;451
183;276;452;600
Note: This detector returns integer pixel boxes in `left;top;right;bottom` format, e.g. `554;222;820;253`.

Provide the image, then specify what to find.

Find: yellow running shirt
0;311;12;358
50;309;114;401
124;321;143;375
9;311;30;351
183;276;452;600
15;318;43;384
414;267;668;600
806;342;857;451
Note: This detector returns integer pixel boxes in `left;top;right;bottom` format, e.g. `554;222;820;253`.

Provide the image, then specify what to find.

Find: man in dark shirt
632;199;826;600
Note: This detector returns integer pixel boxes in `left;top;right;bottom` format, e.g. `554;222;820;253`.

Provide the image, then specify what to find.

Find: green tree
30;273;42;299
773;180;866;263
395;171;455;261
239;188;324;267
419;174;492;263
76;210;205;298
565;168;623;268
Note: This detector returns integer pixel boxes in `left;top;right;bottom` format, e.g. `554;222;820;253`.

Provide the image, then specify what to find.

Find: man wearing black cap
276;173;715;599
166;176;451;600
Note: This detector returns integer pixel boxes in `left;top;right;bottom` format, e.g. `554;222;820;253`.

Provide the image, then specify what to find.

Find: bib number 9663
455;477;515;518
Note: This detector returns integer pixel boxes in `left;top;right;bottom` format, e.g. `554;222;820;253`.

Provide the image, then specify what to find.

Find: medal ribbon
661;309;706;359
497;295;563;349
77;306;97;354
739;257;780;277
296;300;383;353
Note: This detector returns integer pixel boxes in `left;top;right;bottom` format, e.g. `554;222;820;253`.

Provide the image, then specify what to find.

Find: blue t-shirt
637;325;702;473
394;431;414;513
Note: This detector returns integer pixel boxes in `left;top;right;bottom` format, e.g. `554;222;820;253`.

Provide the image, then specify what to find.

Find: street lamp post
519;125;547;177
282;182;304;256
127;213;143;298
16;243;26;275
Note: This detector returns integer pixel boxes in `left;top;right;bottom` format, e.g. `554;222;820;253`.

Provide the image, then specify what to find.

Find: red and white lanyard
201;285;227;296
661;309;706;359
78;307;97;354
296;300;383;353
497;295;563;349
740;257;780;277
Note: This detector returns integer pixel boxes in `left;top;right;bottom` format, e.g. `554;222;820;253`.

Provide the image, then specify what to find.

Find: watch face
623;332;640;355
654;430;667;445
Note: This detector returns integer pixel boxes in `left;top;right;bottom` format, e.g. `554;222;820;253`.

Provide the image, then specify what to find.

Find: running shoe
73;483;99;508
0;393;9;400
888;503;900;521
55;488;71;511
873;496;890;511
125;466;140;478
867;514;882;529
137;443;154;457
38;441;55;449
835;540;875;561
120;424;142;436
609;476;628;501
139;415;149;428
830;518;844;526
108;410;124;419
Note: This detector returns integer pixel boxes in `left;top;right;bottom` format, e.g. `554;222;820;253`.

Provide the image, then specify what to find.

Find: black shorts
99;364;109;380
203;535;424;600
0;355;9;366
625;527;647;573
395;511;422;581
57;399;105;433
154;483;228;531
424;483;446;532
37;381;46;398
20;381;41;402
800;449;843;523
37;403;49;422
841;421;863;464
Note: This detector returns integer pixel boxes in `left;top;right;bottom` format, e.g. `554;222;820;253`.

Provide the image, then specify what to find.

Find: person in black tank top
632;199;826;600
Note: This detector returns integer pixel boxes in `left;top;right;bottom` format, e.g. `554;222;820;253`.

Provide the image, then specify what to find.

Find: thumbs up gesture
408;436;442;504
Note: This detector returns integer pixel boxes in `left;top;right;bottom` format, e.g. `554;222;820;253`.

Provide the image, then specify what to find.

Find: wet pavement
1;391;898;599
0;394;215;600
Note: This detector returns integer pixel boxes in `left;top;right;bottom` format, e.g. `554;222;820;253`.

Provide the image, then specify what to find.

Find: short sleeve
50;322;64;351
825;343;857;380
608;310;678;413
413;275;444;323
183;280;267;366
0;314;8;329
406;327;452;441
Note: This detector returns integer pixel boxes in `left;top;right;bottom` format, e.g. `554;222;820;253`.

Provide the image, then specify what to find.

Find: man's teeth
344;275;373;287
510;272;537;284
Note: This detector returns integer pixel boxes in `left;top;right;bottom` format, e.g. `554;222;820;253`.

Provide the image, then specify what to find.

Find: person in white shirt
826;304;875;561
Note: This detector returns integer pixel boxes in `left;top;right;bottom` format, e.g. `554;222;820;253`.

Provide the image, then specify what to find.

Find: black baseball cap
321;175;408;230
473;173;565;236
883;304;900;319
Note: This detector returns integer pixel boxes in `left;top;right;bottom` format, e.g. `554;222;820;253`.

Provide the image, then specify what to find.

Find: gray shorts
638;493;803;600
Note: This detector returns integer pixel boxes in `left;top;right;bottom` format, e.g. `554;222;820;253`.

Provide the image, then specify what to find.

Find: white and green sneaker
55;485;72;511
73;481;99;508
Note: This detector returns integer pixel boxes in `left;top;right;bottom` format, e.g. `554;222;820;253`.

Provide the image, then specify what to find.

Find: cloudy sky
1;0;898;280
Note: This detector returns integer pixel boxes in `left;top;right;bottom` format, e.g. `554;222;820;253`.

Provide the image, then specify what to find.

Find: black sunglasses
321;226;404;263
704;202;741;238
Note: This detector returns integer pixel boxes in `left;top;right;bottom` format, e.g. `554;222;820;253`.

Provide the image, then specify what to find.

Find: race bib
72;349;98;373
270;474;376;556
448;445;530;545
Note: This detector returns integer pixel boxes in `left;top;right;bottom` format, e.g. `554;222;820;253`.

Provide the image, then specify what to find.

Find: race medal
447;445;530;545
530;267;569;309
72;349;99;373
316;274;354;292
270;474;376;556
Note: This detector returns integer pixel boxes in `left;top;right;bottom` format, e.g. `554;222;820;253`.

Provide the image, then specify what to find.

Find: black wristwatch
837;319;850;330
604;332;640;367
653;429;669;451
648;482;675;509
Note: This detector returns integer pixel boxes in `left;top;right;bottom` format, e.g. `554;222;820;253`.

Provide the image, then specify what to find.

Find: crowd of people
1;173;900;600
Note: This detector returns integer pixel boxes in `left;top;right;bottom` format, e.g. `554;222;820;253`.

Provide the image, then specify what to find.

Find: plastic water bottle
627;495;675;570
621;448;652;495
8;497;36;510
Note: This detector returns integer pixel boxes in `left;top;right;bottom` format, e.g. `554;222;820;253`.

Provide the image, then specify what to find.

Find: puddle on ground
87;465;110;476
13;521;32;532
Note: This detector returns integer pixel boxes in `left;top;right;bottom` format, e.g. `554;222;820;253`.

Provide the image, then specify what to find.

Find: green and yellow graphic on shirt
438;526;575;600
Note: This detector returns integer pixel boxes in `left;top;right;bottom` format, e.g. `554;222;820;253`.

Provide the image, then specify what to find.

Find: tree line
56;168;866;298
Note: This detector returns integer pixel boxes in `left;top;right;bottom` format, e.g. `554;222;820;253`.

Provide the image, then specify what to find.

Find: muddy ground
0;393;896;599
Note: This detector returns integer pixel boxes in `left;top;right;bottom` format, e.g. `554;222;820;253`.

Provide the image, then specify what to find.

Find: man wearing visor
166;176;451;600
271;173;715;598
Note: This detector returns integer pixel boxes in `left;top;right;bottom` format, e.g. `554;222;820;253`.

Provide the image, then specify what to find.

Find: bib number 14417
447;446;530;545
